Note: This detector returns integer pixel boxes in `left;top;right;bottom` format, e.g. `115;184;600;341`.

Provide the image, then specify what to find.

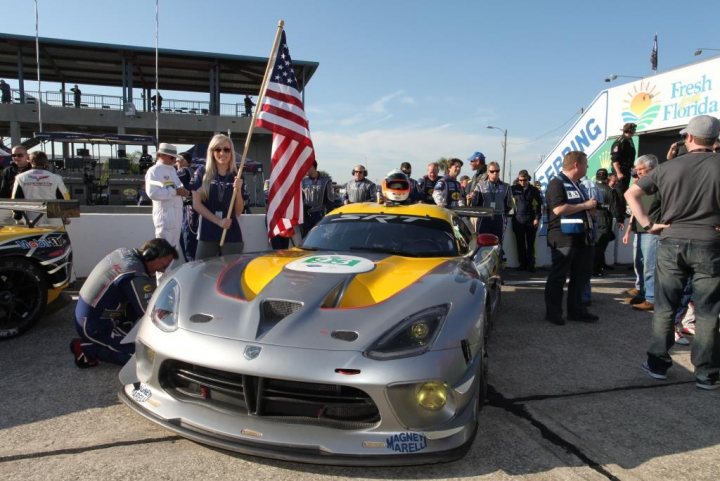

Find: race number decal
286;255;375;274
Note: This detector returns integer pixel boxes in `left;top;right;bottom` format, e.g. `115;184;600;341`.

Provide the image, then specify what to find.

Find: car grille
160;360;380;429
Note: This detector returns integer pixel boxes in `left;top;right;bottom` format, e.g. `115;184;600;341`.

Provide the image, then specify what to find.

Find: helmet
382;169;410;202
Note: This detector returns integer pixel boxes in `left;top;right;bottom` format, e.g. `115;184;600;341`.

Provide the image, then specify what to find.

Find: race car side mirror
477;233;499;247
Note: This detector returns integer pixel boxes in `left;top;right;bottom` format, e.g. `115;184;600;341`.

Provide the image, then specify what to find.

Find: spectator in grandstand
70;84;81;108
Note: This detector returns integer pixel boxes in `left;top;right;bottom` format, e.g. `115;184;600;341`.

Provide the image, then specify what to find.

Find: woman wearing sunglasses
190;134;244;259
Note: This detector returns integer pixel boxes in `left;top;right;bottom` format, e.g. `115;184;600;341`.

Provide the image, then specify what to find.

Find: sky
3;0;719;184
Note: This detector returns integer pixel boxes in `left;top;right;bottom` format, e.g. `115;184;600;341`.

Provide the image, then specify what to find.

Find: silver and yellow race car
120;202;501;465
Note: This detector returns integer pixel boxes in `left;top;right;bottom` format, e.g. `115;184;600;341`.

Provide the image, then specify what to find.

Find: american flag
256;30;315;239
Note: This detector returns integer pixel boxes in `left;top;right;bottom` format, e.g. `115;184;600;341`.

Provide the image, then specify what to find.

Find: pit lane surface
2;269;719;481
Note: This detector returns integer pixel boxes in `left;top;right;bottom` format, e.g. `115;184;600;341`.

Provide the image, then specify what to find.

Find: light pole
486;125;507;180
604;74;644;83
694;48;720;56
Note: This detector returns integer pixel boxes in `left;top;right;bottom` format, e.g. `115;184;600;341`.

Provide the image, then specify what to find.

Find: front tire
0;258;48;339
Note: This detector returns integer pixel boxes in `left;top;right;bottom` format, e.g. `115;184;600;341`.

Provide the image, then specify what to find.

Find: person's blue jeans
638;233;658;303
633;234;643;291
647;238;720;382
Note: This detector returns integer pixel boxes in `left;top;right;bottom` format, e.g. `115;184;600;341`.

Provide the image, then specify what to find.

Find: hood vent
257;299;303;338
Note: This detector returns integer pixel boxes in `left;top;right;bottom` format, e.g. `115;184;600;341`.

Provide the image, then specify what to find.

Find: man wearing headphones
70;238;178;368
343;164;377;204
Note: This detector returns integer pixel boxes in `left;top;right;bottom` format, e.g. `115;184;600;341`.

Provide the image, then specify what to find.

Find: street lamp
486;125;507;180
694;48;720;56
604;74;644;83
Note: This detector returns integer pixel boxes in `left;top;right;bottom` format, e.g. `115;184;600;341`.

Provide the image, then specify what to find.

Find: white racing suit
145;162;183;249
12;168;70;226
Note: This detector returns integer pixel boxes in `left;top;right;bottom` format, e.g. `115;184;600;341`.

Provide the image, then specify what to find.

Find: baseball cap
679;115;720;138
467;151;486;162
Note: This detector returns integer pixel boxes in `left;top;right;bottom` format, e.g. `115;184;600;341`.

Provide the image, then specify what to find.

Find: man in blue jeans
623;155;661;312
625;115;720;390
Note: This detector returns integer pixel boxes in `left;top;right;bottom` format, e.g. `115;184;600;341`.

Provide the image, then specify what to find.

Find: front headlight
151;278;180;332
365;304;449;360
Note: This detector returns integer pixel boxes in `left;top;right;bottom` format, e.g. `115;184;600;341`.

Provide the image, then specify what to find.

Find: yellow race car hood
239;251;450;308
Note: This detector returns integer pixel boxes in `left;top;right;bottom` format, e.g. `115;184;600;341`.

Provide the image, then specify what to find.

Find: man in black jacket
510;170;542;271
593;168;624;276
0;145;30;198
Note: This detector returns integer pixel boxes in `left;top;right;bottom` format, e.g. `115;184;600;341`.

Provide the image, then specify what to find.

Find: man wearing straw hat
145;143;188;274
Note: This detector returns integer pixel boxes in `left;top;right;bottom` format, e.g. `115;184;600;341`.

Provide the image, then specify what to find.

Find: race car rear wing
0;199;80;228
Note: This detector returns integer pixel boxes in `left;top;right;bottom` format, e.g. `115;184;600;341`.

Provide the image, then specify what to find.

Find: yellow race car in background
0;199;78;339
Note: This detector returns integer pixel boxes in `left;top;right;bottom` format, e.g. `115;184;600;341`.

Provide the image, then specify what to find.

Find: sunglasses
11;153;26;157
518;178;528;182
353;170;366;174
213;147;232;153
488;170;499;173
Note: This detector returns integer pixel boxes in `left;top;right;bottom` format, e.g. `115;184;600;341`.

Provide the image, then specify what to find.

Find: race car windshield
302;214;458;257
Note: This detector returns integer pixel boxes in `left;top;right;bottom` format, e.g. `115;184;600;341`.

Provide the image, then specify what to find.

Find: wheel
0;258;48;339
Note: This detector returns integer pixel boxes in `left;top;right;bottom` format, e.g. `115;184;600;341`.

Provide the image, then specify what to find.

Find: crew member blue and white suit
74;248;155;365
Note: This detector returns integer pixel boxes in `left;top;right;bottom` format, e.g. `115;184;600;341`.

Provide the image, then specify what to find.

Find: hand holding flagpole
220;20;285;247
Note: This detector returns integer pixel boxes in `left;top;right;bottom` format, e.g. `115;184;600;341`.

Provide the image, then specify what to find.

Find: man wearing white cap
625;114;720;390
145;143;189;274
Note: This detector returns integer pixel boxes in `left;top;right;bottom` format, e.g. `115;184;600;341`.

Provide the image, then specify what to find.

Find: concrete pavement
1;268;718;481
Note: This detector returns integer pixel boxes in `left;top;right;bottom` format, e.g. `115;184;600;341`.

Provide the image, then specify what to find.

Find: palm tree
437;157;449;174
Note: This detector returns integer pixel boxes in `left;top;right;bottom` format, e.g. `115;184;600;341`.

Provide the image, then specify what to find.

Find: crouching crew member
70;238;178;368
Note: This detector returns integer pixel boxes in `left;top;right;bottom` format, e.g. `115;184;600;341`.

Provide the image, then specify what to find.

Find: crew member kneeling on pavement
70;238;178;368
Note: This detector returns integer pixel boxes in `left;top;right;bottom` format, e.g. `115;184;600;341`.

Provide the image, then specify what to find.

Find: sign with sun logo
621;81;660;130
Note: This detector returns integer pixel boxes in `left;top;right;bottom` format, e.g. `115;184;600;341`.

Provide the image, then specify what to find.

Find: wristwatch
642;222;654;231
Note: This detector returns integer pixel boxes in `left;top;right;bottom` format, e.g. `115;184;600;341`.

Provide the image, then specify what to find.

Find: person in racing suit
469;161;512;254
416;161;440;204
432;158;465;207
342;164;376;204
70;238;178;368
145;143;188;273
11;151;70;226
301;160;335;237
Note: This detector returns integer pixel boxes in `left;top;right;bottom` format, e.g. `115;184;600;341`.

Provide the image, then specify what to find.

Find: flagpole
220;19;285;246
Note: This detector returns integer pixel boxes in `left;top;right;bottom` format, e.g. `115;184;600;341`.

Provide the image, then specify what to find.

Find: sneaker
696;377;720;390
625;288;640;297
70;338;98;368
681;324;696;336
641;361;667;380
546;316;566;326
632;300;655;311
674;329;690;346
